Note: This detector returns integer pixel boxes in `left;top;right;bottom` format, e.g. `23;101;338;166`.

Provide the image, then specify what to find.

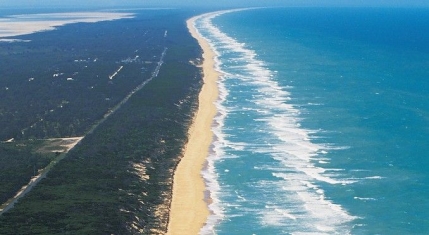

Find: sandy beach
167;15;218;235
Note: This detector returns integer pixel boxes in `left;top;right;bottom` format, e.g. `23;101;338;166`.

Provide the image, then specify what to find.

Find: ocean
193;7;429;234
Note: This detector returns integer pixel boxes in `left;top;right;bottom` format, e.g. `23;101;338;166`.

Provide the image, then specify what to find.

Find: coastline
167;15;218;234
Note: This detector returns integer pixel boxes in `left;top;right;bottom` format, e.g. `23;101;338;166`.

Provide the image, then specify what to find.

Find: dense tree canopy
0;9;203;234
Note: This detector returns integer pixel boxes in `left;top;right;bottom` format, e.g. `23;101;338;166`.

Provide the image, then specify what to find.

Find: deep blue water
194;7;429;234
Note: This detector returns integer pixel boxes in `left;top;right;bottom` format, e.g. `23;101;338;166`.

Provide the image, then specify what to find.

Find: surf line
189;7;357;235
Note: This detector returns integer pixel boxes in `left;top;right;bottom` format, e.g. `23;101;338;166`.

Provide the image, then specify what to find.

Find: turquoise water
194;8;429;234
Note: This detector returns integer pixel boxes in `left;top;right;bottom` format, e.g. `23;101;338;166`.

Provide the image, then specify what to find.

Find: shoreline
167;15;219;234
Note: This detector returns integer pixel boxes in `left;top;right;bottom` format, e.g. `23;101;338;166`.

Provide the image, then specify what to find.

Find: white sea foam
354;197;377;201
364;176;385;180
194;8;356;234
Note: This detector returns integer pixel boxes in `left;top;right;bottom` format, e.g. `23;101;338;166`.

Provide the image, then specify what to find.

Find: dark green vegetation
0;12;162;140
0;9;203;234
0;140;57;206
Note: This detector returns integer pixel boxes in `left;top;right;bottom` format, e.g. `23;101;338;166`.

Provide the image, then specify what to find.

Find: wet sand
167;15;219;234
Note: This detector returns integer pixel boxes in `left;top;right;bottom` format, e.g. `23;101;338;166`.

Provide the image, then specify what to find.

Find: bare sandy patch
0;12;134;39
0;136;83;215
36;137;83;153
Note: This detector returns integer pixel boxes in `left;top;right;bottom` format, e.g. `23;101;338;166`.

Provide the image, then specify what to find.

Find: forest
0;9;203;234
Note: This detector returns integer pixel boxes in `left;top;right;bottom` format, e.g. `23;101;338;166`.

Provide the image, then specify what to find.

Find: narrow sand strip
167;16;218;235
